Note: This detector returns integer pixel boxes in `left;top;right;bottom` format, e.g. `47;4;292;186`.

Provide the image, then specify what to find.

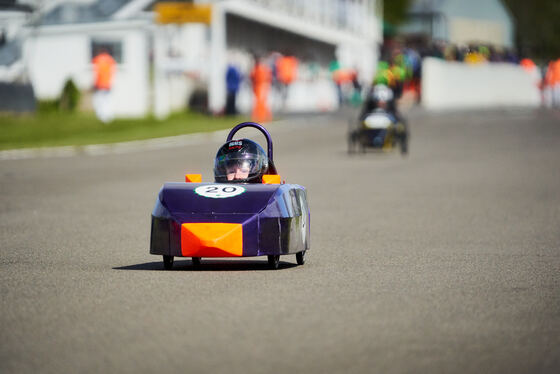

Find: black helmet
214;139;269;183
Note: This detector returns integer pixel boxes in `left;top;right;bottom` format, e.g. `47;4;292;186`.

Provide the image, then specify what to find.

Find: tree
59;79;81;112
501;0;560;62
383;0;412;26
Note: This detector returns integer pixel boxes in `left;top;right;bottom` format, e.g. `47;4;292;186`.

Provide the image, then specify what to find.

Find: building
0;1;35;112
398;0;514;48
2;0;382;118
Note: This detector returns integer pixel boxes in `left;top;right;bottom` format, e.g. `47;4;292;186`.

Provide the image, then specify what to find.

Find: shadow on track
113;258;299;272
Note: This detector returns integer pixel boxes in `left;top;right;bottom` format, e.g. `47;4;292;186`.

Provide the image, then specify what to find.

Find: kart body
149;122;310;269
348;109;408;154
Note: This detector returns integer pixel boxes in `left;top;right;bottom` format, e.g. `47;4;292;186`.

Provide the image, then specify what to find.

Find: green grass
0;111;250;151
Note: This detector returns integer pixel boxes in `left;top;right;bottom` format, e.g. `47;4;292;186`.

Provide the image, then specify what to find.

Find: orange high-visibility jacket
92;52;116;90
276;56;298;84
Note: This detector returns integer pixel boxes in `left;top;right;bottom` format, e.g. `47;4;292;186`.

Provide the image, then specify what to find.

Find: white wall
409;0;514;47
336;41;377;87
118;29;149;117
449;17;505;47
153;23;209;119
23;21;150;118
421;58;541;110
25;34;89;98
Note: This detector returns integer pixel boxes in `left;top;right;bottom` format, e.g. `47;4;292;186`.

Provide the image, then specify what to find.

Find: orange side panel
181;223;243;257
185;174;202;183
262;174;281;184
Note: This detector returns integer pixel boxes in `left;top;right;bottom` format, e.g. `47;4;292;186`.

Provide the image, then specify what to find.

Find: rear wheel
296;251;306;265
348;131;357;154
359;139;366;153
163;255;174;270
400;138;408;155
268;255;280;269
397;122;408;155
399;131;408;155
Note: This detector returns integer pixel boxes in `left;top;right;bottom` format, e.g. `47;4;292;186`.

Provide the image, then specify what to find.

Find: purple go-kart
150;122;310;269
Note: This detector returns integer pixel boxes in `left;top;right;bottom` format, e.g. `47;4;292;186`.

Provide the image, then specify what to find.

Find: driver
359;83;397;120
214;139;271;183
359;84;409;152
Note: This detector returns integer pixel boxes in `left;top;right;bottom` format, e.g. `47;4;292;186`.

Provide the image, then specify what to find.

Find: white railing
224;0;380;39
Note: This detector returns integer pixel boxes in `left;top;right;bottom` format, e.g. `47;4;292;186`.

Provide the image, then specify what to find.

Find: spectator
92;48;116;123
276;53;298;108
329;59;344;105
520;58;542;88
225;63;242;115
544;59;560;107
250;54;272;122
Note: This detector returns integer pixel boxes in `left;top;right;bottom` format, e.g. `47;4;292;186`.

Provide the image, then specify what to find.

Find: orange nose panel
181;223;243;257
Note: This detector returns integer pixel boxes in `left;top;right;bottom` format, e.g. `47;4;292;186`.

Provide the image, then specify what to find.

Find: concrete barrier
421;57;540;110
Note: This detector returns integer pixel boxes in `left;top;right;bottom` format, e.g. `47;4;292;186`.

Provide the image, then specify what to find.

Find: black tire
348;131;356;154
400;140;408;155
268;255;280;269
400;135;408;155
163;255;174;270
296;251;306;265
192;257;201;267
359;139;366;153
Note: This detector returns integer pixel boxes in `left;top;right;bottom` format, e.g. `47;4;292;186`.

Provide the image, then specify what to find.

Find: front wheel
400;134;408;155
296;251;306;265
400;139;408;155
348;131;357;154
163;255;174;270
192;257;201;267
268;255;280;269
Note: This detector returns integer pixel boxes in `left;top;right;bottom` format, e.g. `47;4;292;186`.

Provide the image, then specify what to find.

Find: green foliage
37;100;59;113
37;79;81;114
384;0;412;26
59;79;81;112
501;0;560;61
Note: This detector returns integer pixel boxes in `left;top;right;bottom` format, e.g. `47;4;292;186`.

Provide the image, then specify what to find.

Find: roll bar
226;122;274;162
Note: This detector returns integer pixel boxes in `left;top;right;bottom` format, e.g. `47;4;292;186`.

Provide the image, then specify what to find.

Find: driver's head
214;139;269;183
377;100;388;109
372;84;394;104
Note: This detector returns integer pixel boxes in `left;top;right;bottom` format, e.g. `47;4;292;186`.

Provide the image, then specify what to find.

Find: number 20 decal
194;184;246;198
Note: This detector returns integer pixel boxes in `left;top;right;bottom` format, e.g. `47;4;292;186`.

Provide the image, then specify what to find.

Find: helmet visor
215;154;264;182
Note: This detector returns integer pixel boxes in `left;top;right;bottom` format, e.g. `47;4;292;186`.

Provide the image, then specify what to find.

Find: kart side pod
185;174;281;184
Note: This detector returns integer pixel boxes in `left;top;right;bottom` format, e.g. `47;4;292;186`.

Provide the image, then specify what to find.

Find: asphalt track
1;107;559;374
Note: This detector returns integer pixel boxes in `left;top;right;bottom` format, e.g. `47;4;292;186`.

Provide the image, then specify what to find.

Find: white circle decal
194;184;246;199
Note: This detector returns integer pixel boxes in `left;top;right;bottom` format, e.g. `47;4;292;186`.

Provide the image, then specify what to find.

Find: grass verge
0;111;250;151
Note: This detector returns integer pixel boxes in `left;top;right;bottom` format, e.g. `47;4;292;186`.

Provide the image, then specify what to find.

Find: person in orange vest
92;48;116;123
276;53;298;109
543;59;560;108
520;58;542;89
250;54;272;122
552;59;560;107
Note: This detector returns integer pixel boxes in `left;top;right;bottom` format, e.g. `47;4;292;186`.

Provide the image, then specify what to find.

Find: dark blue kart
348;109;408;154
150;122;310;269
